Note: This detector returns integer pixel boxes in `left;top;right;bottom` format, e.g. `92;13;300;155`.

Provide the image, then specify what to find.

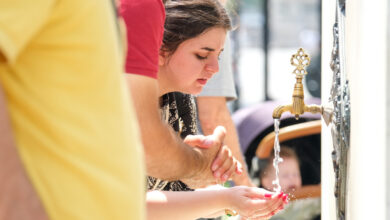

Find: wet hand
228;187;288;219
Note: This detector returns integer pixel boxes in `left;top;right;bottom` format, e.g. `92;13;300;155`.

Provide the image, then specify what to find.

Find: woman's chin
189;90;201;95
193;87;204;95
183;86;204;95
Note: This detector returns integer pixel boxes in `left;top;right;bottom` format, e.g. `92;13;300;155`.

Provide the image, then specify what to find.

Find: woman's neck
157;69;173;96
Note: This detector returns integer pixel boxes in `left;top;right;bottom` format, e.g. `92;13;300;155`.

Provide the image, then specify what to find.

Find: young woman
147;0;241;192
146;0;288;219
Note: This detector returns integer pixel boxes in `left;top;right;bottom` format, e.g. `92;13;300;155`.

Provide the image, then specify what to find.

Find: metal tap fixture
272;48;330;122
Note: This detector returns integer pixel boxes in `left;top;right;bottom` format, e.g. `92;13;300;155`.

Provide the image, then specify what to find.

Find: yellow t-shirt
0;0;145;219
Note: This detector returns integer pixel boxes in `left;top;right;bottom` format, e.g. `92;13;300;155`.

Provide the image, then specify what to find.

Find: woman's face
158;27;227;95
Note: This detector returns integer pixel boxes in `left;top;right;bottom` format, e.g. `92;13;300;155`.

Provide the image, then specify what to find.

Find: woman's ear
159;51;167;66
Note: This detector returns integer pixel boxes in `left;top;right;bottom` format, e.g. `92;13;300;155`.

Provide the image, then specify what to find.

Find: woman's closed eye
195;54;208;60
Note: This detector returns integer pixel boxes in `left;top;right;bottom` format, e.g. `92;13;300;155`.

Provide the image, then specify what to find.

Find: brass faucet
272;48;330;122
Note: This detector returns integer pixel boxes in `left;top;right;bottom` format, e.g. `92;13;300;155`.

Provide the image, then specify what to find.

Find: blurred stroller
232;98;321;220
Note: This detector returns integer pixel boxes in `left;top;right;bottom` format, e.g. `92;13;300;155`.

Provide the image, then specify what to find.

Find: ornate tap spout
272;48;330;123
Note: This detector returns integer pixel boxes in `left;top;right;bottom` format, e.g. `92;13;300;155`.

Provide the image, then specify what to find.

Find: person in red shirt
120;0;240;187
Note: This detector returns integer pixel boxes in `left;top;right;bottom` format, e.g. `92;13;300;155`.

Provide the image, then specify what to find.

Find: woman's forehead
180;28;227;50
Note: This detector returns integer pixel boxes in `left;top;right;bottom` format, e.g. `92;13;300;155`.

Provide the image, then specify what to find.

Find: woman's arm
147;189;227;220
146;186;288;220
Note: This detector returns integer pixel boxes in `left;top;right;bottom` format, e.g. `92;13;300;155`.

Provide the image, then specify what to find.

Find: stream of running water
272;119;283;192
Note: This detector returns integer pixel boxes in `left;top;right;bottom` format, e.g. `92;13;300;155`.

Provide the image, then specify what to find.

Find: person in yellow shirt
0;0;145;219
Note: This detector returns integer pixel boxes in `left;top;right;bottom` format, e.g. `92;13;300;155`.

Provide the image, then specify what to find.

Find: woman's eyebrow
201;47;215;52
201;47;225;52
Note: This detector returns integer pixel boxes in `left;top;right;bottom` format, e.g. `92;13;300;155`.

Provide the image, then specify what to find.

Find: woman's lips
197;78;208;85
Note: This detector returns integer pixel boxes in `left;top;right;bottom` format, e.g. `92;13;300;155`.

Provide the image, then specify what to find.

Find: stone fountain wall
328;1;349;219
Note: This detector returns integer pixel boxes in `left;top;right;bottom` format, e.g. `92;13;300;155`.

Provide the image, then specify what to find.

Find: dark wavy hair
162;0;232;55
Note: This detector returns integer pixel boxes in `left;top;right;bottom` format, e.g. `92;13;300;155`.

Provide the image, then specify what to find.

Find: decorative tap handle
290;48;311;76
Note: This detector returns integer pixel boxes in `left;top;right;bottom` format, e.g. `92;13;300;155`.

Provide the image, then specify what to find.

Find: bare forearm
125;74;204;180
146;190;228;220
144;115;204;180
197;97;253;186
0;84;48;220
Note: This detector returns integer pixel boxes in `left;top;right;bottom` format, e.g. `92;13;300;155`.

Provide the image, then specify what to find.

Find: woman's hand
225;187;288;219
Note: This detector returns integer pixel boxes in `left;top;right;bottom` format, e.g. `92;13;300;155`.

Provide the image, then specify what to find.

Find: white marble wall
347;0;388;219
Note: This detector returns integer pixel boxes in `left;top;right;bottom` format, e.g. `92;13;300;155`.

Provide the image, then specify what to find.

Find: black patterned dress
147;92;197;191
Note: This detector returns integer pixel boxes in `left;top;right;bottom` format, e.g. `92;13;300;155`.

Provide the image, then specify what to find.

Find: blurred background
225;0;323;208
227;0;321;110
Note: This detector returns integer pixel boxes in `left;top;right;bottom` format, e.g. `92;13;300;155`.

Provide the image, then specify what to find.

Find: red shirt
120;0;165;79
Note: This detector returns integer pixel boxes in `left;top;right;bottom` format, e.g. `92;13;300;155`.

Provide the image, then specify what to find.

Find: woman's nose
204;57;219;74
